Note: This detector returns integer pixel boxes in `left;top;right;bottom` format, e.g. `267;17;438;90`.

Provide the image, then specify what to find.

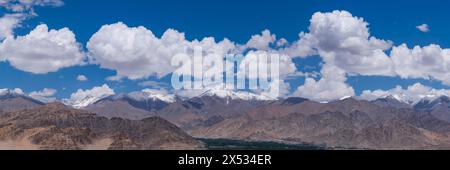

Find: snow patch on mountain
128;89;176;103
339;96;352;101
415;95;450;108
199;89;276;101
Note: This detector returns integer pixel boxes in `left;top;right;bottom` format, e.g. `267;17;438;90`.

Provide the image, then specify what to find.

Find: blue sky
1;0;450;102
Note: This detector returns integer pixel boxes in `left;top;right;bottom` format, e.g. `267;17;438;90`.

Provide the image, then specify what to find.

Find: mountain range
189;97;450;149
414;96;450;123
0;91;203;150
0;89;44;113
3;89;450;149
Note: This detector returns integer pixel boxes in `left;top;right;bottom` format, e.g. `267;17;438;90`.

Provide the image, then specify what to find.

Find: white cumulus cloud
294;64;355;102
284;10;394;76
281;10;450;102
391;44;450;85
0;24;85;74
237;50;297;80
29;88;57;103
245;29;276;50
0;0;64;40
87;22;237;80
0;14;23;40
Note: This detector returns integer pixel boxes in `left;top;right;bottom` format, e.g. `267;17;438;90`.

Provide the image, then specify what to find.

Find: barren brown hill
0;92;43;113
85;96;157;120
0;103;204;150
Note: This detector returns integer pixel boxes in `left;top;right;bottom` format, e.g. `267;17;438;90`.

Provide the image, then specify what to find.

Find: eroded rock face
0;103;204;150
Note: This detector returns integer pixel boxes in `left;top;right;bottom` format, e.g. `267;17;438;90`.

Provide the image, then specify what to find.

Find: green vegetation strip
198;138;327;150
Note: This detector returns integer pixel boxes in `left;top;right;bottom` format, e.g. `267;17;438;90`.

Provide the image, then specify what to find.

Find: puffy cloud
7;10;450;104
0;0;64;39
0;0;64;40
77;75;88;81
0;88;24;95
284;10;394;76
245;29;276;50
279;11;396;102
282;10;450;102
391;44;450;85
0;14;22;40
86;23;302;83
189;37;237;80
281;32;317;58
257;79;291;99
0;0;65;44
283;10;450;99
360;83;450;104
87;22;188;79
237;50;297;79
416;24;430;33
63;84;115;108
29;88;57;103
294;64;355;102
87;22;237;80
0;24;85;74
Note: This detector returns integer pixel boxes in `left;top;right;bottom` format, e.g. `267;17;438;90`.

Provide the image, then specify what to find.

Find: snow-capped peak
339;96;352;101
375;94;414;105
128;89;176;103
64;93;112;109
199;89;276;101
415;95;444;105
386;94;401;101
0;88;56;103
63;84;115;108
379;94;406;103
424;95;450;105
